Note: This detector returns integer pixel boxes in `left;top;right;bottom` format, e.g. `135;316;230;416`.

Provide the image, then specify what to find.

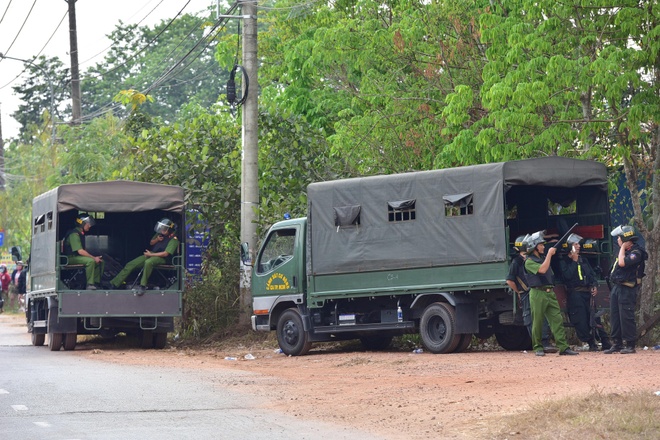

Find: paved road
0;313;382;440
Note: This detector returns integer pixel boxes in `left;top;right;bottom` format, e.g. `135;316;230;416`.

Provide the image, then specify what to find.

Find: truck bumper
59;291;182;317
252;314;270;332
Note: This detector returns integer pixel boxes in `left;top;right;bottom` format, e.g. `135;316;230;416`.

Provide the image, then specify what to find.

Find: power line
78;0;169;67
0;11;68;92
0;0;14;26
0;0;37;59
145;2;239;95
82;2;238;123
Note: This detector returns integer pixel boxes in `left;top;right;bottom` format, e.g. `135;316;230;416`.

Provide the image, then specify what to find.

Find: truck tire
140;330;154;349
154;332;168;349
419;302;460;354
63;333;77;351
495;327;531;351
452;333;473;353
48;332;63;351
31;332;45;346
277;308;312;356
359;335;393;351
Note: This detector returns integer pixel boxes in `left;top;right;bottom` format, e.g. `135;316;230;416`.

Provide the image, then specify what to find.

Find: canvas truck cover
307;157;607;275
33;180;185;213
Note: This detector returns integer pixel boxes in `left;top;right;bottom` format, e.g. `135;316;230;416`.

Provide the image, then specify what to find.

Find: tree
10;56;69;140
256;0;491;174
81;12;231;125
454;0;660;340
0;123;58;254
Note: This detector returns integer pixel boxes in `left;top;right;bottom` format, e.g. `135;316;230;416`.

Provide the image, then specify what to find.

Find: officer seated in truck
63;213;105;290
109;218;179;294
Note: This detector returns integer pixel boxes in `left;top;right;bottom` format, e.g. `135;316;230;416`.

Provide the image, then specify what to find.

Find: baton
551;222;579;249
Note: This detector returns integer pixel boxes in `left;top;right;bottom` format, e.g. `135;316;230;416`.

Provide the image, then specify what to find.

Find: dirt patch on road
79;336;660;440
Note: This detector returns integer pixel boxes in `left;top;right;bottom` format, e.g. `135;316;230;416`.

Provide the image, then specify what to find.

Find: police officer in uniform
109;218;179;294
507;235;530;326
604;225;647;354
524;231;578;356
506;235;556;350
63;213;105;290
560;233;611;351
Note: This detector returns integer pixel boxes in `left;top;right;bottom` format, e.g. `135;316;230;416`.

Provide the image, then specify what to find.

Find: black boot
588;340;599;352
620;345;636;354
603;345;622;354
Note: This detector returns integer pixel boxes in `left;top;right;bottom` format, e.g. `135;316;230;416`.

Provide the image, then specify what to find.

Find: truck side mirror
240;242;252;266
10;246;22;262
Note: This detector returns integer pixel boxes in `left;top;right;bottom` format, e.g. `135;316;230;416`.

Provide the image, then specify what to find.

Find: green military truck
26;181;186;351
247;157;613;355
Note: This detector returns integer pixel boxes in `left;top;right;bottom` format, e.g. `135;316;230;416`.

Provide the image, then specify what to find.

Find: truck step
314;321;415;334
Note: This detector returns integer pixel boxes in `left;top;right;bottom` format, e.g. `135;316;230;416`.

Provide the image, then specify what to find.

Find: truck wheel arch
268;298;305;330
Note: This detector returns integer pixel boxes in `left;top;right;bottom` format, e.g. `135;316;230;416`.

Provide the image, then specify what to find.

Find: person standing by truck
63;213;104;290
604;225;647;354
9;261;27;311
109;218;179;294
560;233;612;351
507;235;557;353
524;231;579;357
0;264;10;313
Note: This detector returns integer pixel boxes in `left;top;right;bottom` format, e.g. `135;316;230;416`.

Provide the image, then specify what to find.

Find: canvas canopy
34;181;185;214
307;157;608;275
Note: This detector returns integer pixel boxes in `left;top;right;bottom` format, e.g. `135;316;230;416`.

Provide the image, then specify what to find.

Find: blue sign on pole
0;232;4;247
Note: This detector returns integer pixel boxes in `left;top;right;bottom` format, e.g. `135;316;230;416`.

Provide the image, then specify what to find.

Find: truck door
252;226;301;297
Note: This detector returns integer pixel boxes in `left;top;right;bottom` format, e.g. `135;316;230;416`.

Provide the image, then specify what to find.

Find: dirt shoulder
80;337;660;440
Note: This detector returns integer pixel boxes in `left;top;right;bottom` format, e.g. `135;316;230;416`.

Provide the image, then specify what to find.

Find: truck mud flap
59;291;182;317
47;302;77;333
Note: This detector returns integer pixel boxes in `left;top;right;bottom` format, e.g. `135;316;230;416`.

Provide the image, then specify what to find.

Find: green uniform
65;227;105;286
110;234;179;288
524;256;569;353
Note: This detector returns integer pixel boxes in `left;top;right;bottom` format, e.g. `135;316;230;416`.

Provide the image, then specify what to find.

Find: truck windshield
256;229;295;274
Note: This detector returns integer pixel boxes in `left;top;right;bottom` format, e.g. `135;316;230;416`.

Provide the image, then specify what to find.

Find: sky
0;0;217;139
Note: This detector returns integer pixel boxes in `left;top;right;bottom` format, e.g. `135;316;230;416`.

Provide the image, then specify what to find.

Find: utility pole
239;1;258;325
66;0;82;125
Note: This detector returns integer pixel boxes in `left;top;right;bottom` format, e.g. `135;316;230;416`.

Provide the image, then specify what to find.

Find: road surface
0;313;382;440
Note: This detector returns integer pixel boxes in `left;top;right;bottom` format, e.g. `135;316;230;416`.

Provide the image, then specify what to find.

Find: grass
483;389;660;439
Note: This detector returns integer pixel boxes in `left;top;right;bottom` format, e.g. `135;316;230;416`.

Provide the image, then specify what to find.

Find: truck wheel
31;332;45;346
495;327;531;351
359;335;393;351
277;308;312;356
153;332;168;349
63;333;77;351
140;330;154;349
48;332;63;351
452;333;473;353
420;302;460;354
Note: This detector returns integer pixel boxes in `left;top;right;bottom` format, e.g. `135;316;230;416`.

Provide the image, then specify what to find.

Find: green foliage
180;259;241;339
0;124;59;253
257;110;352;234
258;0;491;173
81;11;230;124
54;114;130;184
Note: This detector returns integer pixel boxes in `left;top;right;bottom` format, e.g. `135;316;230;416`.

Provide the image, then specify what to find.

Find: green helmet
611;225;637;242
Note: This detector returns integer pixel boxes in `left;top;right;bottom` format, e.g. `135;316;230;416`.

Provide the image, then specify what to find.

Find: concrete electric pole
66;0;82;125
239;1;259;324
